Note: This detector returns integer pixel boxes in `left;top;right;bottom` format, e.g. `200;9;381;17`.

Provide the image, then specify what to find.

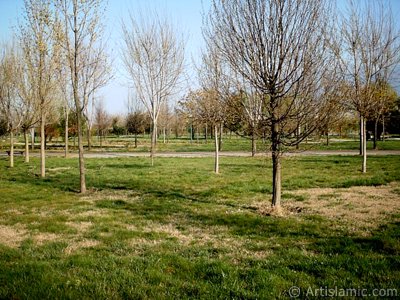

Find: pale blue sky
0;0;211;115
1;0;400;115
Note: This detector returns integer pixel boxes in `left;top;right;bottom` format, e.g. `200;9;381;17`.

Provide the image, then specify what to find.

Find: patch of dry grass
263;182;400;235
64;239;100;255
0;225;27;248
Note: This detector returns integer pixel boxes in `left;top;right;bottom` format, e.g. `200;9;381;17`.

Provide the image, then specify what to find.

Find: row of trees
0;0;110;193
179;0;400;209
1;0;399;210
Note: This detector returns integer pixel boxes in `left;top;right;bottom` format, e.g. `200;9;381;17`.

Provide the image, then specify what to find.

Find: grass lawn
0;155;399;299
4;134;400;153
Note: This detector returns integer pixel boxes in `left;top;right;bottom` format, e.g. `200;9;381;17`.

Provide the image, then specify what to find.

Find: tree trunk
40;113;46;178
205;124;208;144
76;110;87;193
271;119;281;209
73;5;86;193
134;133;138;148
87;125;92;151
31;127;35;150
214;124;219;174
218;123;223;151
373;118;378;150
359;116;363;156
382;117;385;142
361;116;367;173
9;130;14;168
163;127;166;144
65;109;69;158
150;121;157;166
271;150;281;209
326;122;330;146
251;130;256;157
24;130;29;163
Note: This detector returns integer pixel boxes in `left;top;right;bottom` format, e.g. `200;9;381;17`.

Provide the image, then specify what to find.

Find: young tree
94;100;110;148
371;81;397;148
205;0;332;209
122;11;185;166
333;0;400;172
126;111;145;148
0;44;23;168
56;0;110;193
16;48;39;163
197;43;228;173
181;89;225;173
19;0;59;177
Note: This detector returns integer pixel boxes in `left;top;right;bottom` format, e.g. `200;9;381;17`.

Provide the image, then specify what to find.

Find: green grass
4;133;400;153
0;155;399;299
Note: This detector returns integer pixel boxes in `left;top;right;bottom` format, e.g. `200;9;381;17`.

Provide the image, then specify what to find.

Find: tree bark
361;116;367;173
64;109;69;158
359;116;363;156
31;127;35;150
76;111;86;193
9;130;14;168
40;113;45;178
295;125;301;150
271;117;281;209
251;130;256;157
24;130;29;163
382;117;385;142
134;133;138;148
150;121;157;166
205;124;208;144
271;150;281;209
326;123;330;146
87;125;92;151
214;124;219;174
218;123;223;151
373;118;378;150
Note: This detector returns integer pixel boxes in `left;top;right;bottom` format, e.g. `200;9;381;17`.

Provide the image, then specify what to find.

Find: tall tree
16;46;39;163
371;81;397;148
0;44;23;168
333;0;400;172
205;0;332;209
181;89;226;174
56;0;110;193
122;11;185;166
197;43;228;174
94;100;109;148
19;0;59;177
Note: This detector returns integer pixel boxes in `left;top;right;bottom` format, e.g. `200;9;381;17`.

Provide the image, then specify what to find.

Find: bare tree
197;43;228;174
0;44;23;168
94;100;110;148
333;0;400;172
16;47;39;163
122;10;185;166
371;80;397;149
19;0;59;177
181;89;225;173
56;0;110;193
205;0;332;209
